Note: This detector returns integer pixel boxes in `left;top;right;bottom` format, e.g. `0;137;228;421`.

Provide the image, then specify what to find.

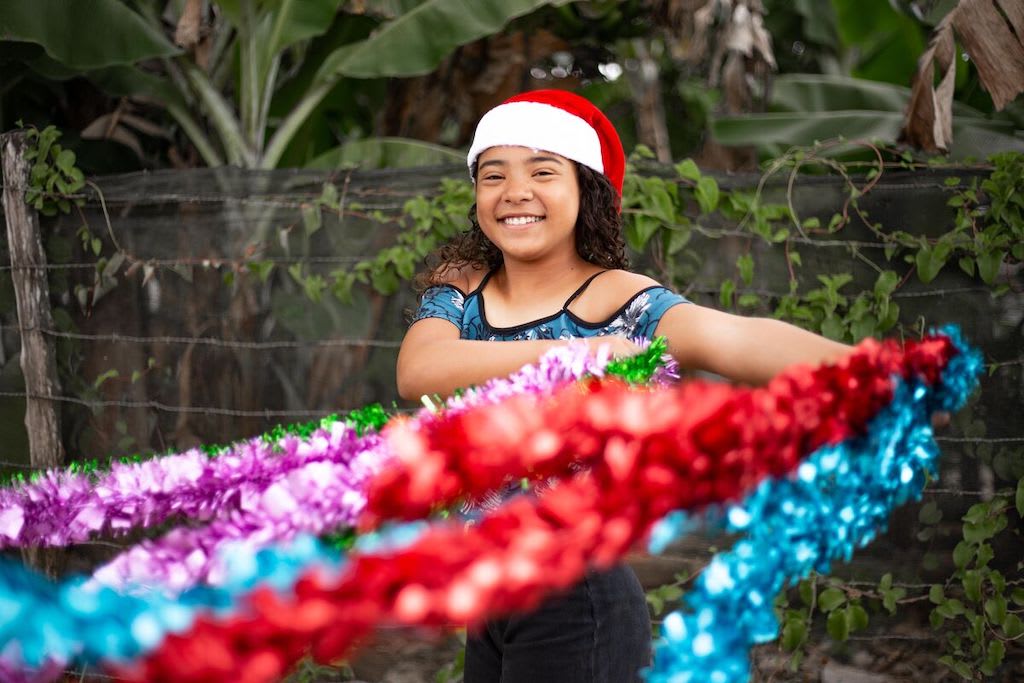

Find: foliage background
1;0;1023;680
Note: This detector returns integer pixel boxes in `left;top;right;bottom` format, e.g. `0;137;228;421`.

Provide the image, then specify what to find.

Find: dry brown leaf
901;17;956;152
175;0;204;49
902;0;1024;152
951;0;1024;109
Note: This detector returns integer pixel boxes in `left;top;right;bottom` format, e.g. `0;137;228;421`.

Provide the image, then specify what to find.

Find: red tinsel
363;335;954;525
119;335;955;683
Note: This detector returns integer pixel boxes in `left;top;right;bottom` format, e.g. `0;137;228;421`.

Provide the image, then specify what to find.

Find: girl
396;90;850;683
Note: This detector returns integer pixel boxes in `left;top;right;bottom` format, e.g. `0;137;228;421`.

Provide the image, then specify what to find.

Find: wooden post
2;131;65;578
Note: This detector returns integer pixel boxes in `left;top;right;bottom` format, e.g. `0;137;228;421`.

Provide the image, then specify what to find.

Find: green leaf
873;270;899;298
918;500;943;525
302;204;322;236
0;0;179;69
817;587;846;613
319;0;567;80
930;584;946;605
719;279;736;309
648;185;676;224
976;543;994;568
977;250;1004;284
1002;614;1024;638
915;244;948;283
713;111;905;148
826;608;849;641
269;0;344;53
937;598;965;618
92;368;119;389
695;176;720;213
736;254;754;286
820;315;845;341
675;158;701;182
962;570;983;603
626;215;661;252
306;137;464;169
798;578;814;607
1016;476;1024;517
963;519;998;544
938;654;974;680
953;541;974;569
984;595;1007;625
846;603;869;632
738;293;760;308
54;148;76;174
370;266;400;295
664;226;691;255
958;256;976;277
248;261;275;283
781;616;807;651
981;640;1005;676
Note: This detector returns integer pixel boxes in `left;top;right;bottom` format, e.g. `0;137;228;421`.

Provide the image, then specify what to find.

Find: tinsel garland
0;333;976;683
0;342;671;678
118;333;967;683
0;342;667;599
646;326;982;683
0;425;375;551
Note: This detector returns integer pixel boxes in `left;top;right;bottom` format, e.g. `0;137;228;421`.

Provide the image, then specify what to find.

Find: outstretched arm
655;303;850;385
396;318;638;400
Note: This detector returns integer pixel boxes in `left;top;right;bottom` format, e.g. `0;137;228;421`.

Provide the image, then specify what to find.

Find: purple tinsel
0;342;671;594
0;422;376;551
87;426;387;593
87;343;654;593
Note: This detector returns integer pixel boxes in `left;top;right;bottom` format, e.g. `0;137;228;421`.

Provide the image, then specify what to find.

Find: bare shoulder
430;263;488;294
569;269;665;321
595;269;661;292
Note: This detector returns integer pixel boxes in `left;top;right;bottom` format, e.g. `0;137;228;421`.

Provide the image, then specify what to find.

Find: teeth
502;216;543;226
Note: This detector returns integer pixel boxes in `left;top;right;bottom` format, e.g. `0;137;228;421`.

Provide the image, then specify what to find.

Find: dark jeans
464;564;651;683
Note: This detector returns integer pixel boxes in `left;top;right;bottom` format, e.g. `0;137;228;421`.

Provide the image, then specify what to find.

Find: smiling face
474;145;581;267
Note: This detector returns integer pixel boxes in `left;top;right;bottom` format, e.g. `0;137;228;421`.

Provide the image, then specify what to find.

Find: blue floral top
410;269;688;513
411;269;688;342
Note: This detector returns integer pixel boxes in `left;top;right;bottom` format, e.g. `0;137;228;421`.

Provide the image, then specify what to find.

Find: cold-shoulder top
411;269;688;341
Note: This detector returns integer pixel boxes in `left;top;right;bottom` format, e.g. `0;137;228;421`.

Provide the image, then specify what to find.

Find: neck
493;253;597;297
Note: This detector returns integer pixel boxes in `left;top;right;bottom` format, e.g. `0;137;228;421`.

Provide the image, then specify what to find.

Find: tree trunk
1;131;66;578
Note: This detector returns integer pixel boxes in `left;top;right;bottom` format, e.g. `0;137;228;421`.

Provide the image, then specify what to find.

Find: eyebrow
478;155;566;170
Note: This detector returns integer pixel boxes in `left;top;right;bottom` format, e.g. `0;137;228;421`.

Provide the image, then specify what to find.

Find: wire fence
0;163;1021;681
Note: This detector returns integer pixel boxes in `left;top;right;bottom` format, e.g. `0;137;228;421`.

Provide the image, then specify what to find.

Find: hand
583;335;642;360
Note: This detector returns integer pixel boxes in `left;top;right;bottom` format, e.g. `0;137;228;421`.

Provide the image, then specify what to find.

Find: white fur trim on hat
467;101;604;175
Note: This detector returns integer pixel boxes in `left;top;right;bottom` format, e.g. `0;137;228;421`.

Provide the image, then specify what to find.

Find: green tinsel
605;336;669;384
0;342;670;489
343;403;390;436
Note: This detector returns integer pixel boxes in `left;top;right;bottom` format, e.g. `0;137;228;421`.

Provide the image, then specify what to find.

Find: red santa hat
467;89;626;197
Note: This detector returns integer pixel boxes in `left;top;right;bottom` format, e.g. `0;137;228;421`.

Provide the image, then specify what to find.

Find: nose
503;175;533;203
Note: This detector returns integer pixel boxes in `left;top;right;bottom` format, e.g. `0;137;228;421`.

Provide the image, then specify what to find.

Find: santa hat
467;90;626;197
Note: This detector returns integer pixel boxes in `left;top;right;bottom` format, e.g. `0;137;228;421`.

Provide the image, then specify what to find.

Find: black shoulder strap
562;270;609;309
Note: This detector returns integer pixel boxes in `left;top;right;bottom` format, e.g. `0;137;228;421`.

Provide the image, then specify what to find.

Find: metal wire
27;328;402;349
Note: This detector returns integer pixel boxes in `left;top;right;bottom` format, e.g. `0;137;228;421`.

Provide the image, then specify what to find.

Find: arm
655;303;851;385
396;318;637;400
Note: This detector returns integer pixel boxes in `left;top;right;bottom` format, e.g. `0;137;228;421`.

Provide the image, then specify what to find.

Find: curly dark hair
414;164;629;291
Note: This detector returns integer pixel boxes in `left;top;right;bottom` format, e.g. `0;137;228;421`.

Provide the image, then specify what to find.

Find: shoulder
569;269;669;321
592;269;661;294
426;263;489;295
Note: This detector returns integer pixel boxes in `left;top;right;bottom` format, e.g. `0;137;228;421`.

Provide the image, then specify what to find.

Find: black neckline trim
476;285;666;334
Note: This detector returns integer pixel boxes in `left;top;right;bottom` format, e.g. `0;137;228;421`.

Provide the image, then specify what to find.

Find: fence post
1;131;66;578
